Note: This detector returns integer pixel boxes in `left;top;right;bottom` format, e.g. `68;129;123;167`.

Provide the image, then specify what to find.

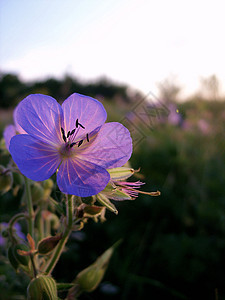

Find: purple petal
61;93;107;142
76;122;133;169
16;94;63;146
3;125;16;150
57;157;110;197
14;105;27;134
9;134;61;181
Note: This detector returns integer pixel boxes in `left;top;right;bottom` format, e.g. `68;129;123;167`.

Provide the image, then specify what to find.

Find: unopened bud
38;234;62;255
74;240;121;292
27;275;57;300
7;245;19;271
13;244;30;266
0;166;13;194
43;178;54;190
76;265;105;292
31;182;44;204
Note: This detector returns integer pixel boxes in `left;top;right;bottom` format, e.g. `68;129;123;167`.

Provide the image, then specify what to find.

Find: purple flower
8;93;132;197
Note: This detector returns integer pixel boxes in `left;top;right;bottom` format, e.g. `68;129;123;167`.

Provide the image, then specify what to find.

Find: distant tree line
0;73;130;108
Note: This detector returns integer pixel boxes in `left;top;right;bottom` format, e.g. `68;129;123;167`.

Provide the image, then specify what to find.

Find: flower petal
3;125;16;150
57;157;110;197
9;134;61;181
61;93;107;142
16;94;63;146
14;105;27;134
76;122;132;169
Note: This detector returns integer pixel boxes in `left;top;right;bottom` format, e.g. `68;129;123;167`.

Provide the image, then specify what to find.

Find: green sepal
7;245;20;271
107;167;134;181
13;244;30;266
96;193;118;214
107;188;133;201
27;275;58;300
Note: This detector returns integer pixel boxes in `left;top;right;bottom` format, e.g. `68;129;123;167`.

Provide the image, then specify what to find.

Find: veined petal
76;122;132;169
61;93;107;141
14;105;27;134
9;134;61;181
57;157;110;197
16;94;63;146
3;125;16;150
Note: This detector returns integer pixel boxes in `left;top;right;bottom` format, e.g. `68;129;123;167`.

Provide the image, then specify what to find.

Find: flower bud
74;240;121;293
31;182;44;204
38;234;62;255
13;243;30;266
43;178;54;190
7;245;19;271
0;165;13;194
27;275;57;300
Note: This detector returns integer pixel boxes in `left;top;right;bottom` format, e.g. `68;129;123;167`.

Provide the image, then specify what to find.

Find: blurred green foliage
0;74;225;299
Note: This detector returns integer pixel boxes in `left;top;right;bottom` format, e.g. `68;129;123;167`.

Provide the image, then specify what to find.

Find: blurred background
1;0;225;299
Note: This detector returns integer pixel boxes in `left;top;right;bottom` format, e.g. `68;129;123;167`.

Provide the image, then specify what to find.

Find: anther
61;127;67;143
76;119;85;129
70;142;76;148
78;140;83;147
86;133;89;142
67;131;70;138
70;129;76;135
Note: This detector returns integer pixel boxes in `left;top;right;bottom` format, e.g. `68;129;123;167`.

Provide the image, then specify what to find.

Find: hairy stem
24;177;35;237
44;195;74;275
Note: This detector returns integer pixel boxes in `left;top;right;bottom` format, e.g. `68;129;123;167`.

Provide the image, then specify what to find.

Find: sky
0;0;225;98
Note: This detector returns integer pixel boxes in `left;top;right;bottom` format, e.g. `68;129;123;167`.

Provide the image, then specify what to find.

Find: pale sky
0;0;225;98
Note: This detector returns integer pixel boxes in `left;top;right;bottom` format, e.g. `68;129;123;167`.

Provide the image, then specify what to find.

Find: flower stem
30;253;37;278
44;195;74;275
24;176;34;238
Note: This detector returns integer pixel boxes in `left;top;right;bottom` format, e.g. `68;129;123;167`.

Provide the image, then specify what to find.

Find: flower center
59;119;90;158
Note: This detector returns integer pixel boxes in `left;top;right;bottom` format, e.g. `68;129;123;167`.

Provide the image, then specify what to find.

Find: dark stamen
67;131;70;138
61;127;67;143
76;118;85;129
78;123;85;129
70;128;76;135
78;140;83;147
86;133;89;142
70;142;76;148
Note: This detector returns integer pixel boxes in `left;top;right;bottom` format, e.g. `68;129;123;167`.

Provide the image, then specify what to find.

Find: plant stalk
24;177;34;237
44;195;74;275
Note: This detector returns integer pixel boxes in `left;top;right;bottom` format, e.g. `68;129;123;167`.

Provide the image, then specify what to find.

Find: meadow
0;74;225;299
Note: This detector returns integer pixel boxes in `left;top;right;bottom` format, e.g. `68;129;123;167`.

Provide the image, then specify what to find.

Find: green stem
36;210;44;241
30;253;37;278
44;195;74;275
24;177;34;237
